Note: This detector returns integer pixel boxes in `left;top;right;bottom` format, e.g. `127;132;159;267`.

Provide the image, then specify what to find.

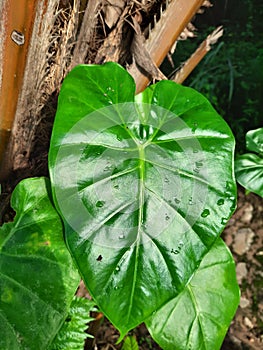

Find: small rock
240;296;250;308
232;228;255;255
236;262;248;283
224;231;233;246
228;334;242;348
240;203;253;223
244;316;254;329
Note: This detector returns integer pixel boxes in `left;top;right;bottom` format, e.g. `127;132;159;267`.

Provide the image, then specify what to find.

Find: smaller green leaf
235;153;263;197
121;335;139;350
50;297;97;350
146;238;240;350
0;177;80;350
246;127;263;154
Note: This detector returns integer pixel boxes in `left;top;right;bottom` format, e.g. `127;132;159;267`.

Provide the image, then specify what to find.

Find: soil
221;188;263;350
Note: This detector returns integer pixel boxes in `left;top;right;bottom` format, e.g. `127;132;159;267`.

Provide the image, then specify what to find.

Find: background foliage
162;0;263;152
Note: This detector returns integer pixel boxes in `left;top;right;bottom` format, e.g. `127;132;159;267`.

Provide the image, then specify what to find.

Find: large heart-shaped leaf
0;177;80;349
146;238;240;350
49;63;237;338
235;127;263;197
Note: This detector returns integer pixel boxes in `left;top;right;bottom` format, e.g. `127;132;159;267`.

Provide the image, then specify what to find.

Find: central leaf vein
126;145;146;322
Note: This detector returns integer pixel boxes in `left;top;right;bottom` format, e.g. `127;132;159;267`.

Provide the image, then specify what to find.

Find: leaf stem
138;145;146;226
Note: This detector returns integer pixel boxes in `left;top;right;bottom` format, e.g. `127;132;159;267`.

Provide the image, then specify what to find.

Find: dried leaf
129;17;167;82
102;0;125;29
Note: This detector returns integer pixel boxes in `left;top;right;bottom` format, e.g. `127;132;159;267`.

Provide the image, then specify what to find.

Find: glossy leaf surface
0;178;79;350
146;238;240;350
49;63;237;337
235;128;263;197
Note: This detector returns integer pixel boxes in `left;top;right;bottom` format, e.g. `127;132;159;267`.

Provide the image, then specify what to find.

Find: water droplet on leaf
195;161;203;168
201;209;210;218
178;241;184;248
225;181;232;192
221;218;228;225
217;198;224;206
104;163;112;171
96;201;105;208
174;197;180;204
191;122;198;134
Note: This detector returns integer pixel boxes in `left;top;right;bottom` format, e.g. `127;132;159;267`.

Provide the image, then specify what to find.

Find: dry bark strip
173;26;223;84
128;0;205;93
70;0;102;68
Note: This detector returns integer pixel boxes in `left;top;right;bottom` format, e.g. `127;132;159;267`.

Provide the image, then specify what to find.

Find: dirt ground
221;188;263;350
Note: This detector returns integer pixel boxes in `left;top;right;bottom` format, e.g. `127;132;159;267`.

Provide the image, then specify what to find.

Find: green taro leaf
0;177;80;350
49;63;237;338
235;128;263;197
146;238;240;350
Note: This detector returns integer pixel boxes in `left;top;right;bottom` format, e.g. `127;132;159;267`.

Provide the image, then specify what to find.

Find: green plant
1;63;240;349
0;178;96;349
0;177;80;349
235;127;263;197
51;297;96;350
49;62;239;348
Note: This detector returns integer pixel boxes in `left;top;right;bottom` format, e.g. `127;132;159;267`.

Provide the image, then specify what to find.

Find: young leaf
246;127;263;154
121;335;139;350
0;177;80;350
235;127;263;197
50;297;96;350
146;238;240;350
235;154;263;197
49;63;237;338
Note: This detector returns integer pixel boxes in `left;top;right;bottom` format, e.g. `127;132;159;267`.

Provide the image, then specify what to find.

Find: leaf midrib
126;145;146;323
